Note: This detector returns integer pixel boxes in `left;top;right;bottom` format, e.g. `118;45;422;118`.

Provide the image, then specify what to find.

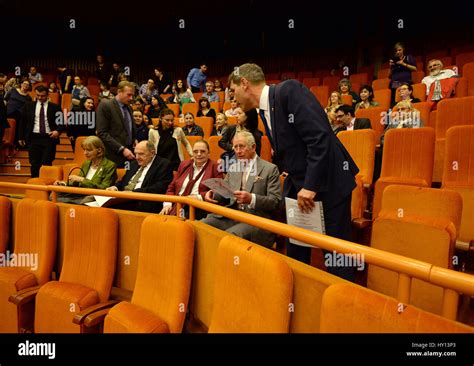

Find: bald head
134;140;156;167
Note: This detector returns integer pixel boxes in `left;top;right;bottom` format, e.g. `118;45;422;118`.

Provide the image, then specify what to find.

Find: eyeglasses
335;114;345;119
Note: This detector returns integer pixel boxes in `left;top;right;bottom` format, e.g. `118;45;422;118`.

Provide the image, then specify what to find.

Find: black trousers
28;134;57;178
190;86;201;93
285;183;356;282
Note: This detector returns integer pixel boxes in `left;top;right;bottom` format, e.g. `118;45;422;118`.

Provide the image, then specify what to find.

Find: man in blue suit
228;63;359;281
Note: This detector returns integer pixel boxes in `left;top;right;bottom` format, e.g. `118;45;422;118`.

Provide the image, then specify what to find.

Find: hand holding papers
203;178;235;199
285;197;325;247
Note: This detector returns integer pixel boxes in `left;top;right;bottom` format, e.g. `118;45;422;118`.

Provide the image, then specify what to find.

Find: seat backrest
0;196;11;254
381;128;435;185
208;136;225;163
61;93;72;113
412;70;425;84
455;51;474;76
322;76;340;94
373;88;391;110
260;136;272;162
412;101;432;128
395;83;427;103
25;178;50;200
39;166;63;185
462;62;474;96
354;106;386;143
337;129;376;185
166;103;180;116
369;185;461;315
443;125;474;185
377;69;390;79
436;96;474;139
302;77;319;89
320;284;473;333
15;199;58;285
60;206;118;303
309;85;329;106
341;94;352;106
182;136;201;160
349;73;368;86
182;103;198;117
73;136;88;164
194;117;213;139
208;236;293;333
372;78;390;91
131;217;195;333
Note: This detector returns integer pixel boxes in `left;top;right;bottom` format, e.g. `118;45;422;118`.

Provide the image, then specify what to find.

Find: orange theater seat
320;284;473;333
0;196;11;254
208;136;225;163
39;166;62;185
194;117;213;139
354;106;386;143
34;206;118;333
98;217;194;333
182;103;198;116
372;78;390;91
372;128;435;219
260;136;272;162
182;136;201;160
208;236;293;333
310;86;329;106
373;89;391;110
25;178;49;201
442;125;474;250
0;199;58;333
369;185;462;316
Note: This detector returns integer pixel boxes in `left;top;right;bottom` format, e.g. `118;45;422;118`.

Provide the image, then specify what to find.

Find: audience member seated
67;96;96;151
197;97;216;122
219;107;263;165
380;100;423;146
48;82;58;94
131;98;144;112
391;82;420;107
388;41;417;104
149;108;193;171
333;104;371;134
214;79;223;92
422;59;458;103
224;84;235;102
139;78;160;105
105;140;173;212
201;81;220;102
98;81;114;103
183;112;204;137
71;76;91;111
134;110;149;142
224;98;239;117
211;113;228;136
160;139;223;219
28;66;43;84
173;79;195;111
53;136;117;204
338;78;360;104
355;84;379;111
325;91;343;131
146;95;167;120
201;131;281;248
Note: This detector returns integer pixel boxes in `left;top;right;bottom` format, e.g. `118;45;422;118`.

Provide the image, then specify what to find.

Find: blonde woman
212;113;228;136
325;91;343;130
148;108;193;171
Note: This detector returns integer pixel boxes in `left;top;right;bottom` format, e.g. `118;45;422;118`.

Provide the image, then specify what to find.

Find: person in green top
53;135;117;204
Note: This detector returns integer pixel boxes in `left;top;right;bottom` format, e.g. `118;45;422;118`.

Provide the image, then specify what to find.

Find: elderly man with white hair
422;59;457;98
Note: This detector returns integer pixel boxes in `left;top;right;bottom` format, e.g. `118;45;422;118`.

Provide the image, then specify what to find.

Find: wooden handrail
1;181;473;318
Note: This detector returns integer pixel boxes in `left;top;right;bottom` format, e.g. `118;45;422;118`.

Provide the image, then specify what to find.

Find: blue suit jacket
267;80;359;209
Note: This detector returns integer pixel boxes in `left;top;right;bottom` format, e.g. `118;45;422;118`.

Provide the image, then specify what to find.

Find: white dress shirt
421;69;456;95
33;100;51;133
347;118;355;131
134;156;155;190
258;85;272;136
163;162;205;207
239;155;258;209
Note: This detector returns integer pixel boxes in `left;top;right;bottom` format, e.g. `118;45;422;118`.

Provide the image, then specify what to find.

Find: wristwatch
118;146;125;154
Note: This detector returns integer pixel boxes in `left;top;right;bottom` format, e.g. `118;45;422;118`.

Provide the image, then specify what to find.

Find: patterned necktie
259;108;275;148
122;105;132;145
124;166;145;191
39;103;46;134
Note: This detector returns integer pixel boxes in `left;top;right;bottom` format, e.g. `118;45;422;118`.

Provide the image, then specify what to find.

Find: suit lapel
268;85;278;152
112;99;127;132
245;157;264;192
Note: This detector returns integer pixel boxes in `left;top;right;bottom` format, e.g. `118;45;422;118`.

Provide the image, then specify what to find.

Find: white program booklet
285;197;325;247
203;178;235;199
84;195;124;207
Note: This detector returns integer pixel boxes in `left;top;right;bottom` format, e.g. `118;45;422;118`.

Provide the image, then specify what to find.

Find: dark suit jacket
268;80;359;210
116;155;173;212
334;118;372;134
97;98;136;165
166;159;223;199
19;101;64;144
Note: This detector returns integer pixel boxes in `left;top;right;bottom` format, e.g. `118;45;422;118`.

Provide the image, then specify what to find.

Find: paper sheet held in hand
203;178;235;199
285;197;325;247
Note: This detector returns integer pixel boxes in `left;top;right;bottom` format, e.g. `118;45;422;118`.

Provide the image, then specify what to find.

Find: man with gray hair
105;140;173;212
228;63;359;282
201;131;281;248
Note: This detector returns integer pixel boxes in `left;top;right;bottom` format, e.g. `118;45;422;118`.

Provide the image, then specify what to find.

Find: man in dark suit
18;85;64;178
97;81;137;167
201;131;282;248
106;140;173;213
228;63;359;281
333;104;372;135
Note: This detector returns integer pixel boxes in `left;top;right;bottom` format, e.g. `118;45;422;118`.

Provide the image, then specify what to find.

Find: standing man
186;63;208;93
97;81;137;167
18;85;63;178
228;63;359;281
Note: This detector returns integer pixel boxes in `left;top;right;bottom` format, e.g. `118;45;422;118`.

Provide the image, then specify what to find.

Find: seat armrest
73;300;119;325
352;218;372;230
9;286;41;306
83;308;112;328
